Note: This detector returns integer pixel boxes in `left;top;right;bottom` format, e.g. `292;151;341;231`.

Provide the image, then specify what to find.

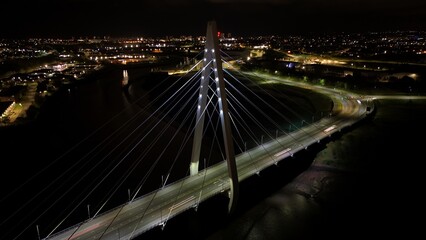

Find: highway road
44;75;373;240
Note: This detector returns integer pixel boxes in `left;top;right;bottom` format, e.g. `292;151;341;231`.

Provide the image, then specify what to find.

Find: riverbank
0;64;112;127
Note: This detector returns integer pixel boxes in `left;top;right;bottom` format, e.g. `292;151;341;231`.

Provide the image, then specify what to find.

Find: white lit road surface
44;77;373;240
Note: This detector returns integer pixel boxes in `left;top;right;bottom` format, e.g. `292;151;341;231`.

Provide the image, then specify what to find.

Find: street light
36;225;41;240
87;204;90;219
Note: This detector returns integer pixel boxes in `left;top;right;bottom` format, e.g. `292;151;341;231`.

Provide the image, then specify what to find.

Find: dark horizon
1;0;426;38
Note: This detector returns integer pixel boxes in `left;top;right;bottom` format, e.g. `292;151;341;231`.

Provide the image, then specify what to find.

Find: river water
0;66;332;240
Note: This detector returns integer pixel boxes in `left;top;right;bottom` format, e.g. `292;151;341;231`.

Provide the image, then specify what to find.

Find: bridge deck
44;80;373;240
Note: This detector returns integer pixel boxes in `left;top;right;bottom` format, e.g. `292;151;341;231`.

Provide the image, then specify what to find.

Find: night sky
1;0;426;38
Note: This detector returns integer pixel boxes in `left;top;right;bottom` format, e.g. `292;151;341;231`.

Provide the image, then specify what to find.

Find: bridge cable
222;68;321;143
96;85;200;240
42;61;204;239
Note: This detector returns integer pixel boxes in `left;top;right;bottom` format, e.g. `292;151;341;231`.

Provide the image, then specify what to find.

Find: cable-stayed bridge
1;21;373;240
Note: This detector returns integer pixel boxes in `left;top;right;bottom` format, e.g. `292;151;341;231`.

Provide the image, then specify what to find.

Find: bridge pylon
190;21;239;213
